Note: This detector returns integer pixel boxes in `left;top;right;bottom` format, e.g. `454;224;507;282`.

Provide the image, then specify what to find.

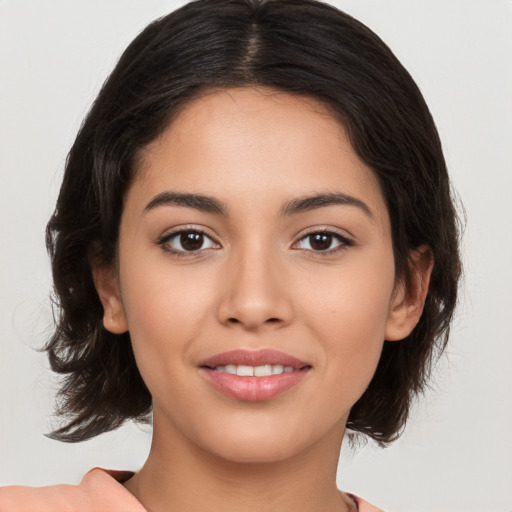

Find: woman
0;1;461;510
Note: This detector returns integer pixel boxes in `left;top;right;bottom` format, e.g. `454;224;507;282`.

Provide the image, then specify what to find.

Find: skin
94;87;432;512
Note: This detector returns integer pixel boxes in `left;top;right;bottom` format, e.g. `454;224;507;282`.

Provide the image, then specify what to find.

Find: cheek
303;256;395;340
300;255;395;396
117;252;217;374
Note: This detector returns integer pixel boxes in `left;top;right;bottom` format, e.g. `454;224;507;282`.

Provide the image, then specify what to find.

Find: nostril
226;316;280;325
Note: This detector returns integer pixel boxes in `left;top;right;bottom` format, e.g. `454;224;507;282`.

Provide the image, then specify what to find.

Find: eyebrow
144;191;228;215
280;193;373;218
143;191;372;219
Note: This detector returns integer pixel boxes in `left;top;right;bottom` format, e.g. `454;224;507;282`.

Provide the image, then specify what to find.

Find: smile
199;349;311;401
211;364;296;376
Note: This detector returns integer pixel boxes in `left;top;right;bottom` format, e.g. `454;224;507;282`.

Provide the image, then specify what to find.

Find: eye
158;229;219;255
294;231;352;253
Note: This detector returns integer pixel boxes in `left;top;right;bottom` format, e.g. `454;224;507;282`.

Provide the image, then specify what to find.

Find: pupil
181;232;203;251
310;233;332;251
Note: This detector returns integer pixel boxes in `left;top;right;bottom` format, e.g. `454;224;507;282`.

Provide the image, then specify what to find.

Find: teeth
212;364;296;376
236;365;254;377
254;364;272;377
225;364;237;374
272;364;284;375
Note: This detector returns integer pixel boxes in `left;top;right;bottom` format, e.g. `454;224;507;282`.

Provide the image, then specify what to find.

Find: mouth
198;349;311;401
208;364;298;376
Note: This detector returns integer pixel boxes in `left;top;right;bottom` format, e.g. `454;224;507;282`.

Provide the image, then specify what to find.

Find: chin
209;438;302;465
193;419;325;465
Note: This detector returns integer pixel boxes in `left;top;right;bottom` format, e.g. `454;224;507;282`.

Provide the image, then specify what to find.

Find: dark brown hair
44;0;461;444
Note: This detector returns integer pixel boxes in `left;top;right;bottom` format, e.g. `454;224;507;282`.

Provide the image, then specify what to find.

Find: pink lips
199;349;311;402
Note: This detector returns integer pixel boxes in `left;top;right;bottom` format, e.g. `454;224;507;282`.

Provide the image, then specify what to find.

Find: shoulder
0;468;146;512
348;493;386;512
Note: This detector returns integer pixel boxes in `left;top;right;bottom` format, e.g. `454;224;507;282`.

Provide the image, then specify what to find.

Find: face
96;87;419;464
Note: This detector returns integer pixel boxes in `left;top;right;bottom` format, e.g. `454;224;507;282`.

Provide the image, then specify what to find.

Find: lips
198;349;311;401
200;349;309;369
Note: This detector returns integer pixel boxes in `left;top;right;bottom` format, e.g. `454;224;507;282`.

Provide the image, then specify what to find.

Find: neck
124;415;353;512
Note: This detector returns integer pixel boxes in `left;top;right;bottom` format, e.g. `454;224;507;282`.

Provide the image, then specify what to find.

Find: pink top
0;468;383;511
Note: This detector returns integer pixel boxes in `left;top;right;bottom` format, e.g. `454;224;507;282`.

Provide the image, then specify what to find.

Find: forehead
129;87;388;228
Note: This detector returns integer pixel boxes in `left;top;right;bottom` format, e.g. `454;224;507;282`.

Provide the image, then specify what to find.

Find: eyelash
293;229;354;255
157;228;354;257
157;227;220;258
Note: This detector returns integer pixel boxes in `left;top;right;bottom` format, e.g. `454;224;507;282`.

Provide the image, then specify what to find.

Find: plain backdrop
1;1;511;511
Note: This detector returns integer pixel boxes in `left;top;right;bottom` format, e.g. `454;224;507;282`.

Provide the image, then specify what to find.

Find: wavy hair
44;0;462;444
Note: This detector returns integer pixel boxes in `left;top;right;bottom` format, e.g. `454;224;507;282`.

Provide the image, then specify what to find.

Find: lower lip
199;368;310;401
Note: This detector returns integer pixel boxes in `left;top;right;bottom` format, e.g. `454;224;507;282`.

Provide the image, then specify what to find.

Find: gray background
1;1;511;511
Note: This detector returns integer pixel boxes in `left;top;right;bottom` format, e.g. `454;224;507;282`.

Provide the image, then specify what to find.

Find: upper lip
200;349;310;369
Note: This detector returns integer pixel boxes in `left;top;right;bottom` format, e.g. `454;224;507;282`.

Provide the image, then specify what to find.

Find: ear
385;245;433;342
92;265;128;334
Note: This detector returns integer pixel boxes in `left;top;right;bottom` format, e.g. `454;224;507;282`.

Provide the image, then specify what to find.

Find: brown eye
159;229;219;254
295;231;352;253
309;233;334;251
180;232;204;251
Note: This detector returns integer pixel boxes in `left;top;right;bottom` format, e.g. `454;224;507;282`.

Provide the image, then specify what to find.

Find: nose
216;245;294;332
